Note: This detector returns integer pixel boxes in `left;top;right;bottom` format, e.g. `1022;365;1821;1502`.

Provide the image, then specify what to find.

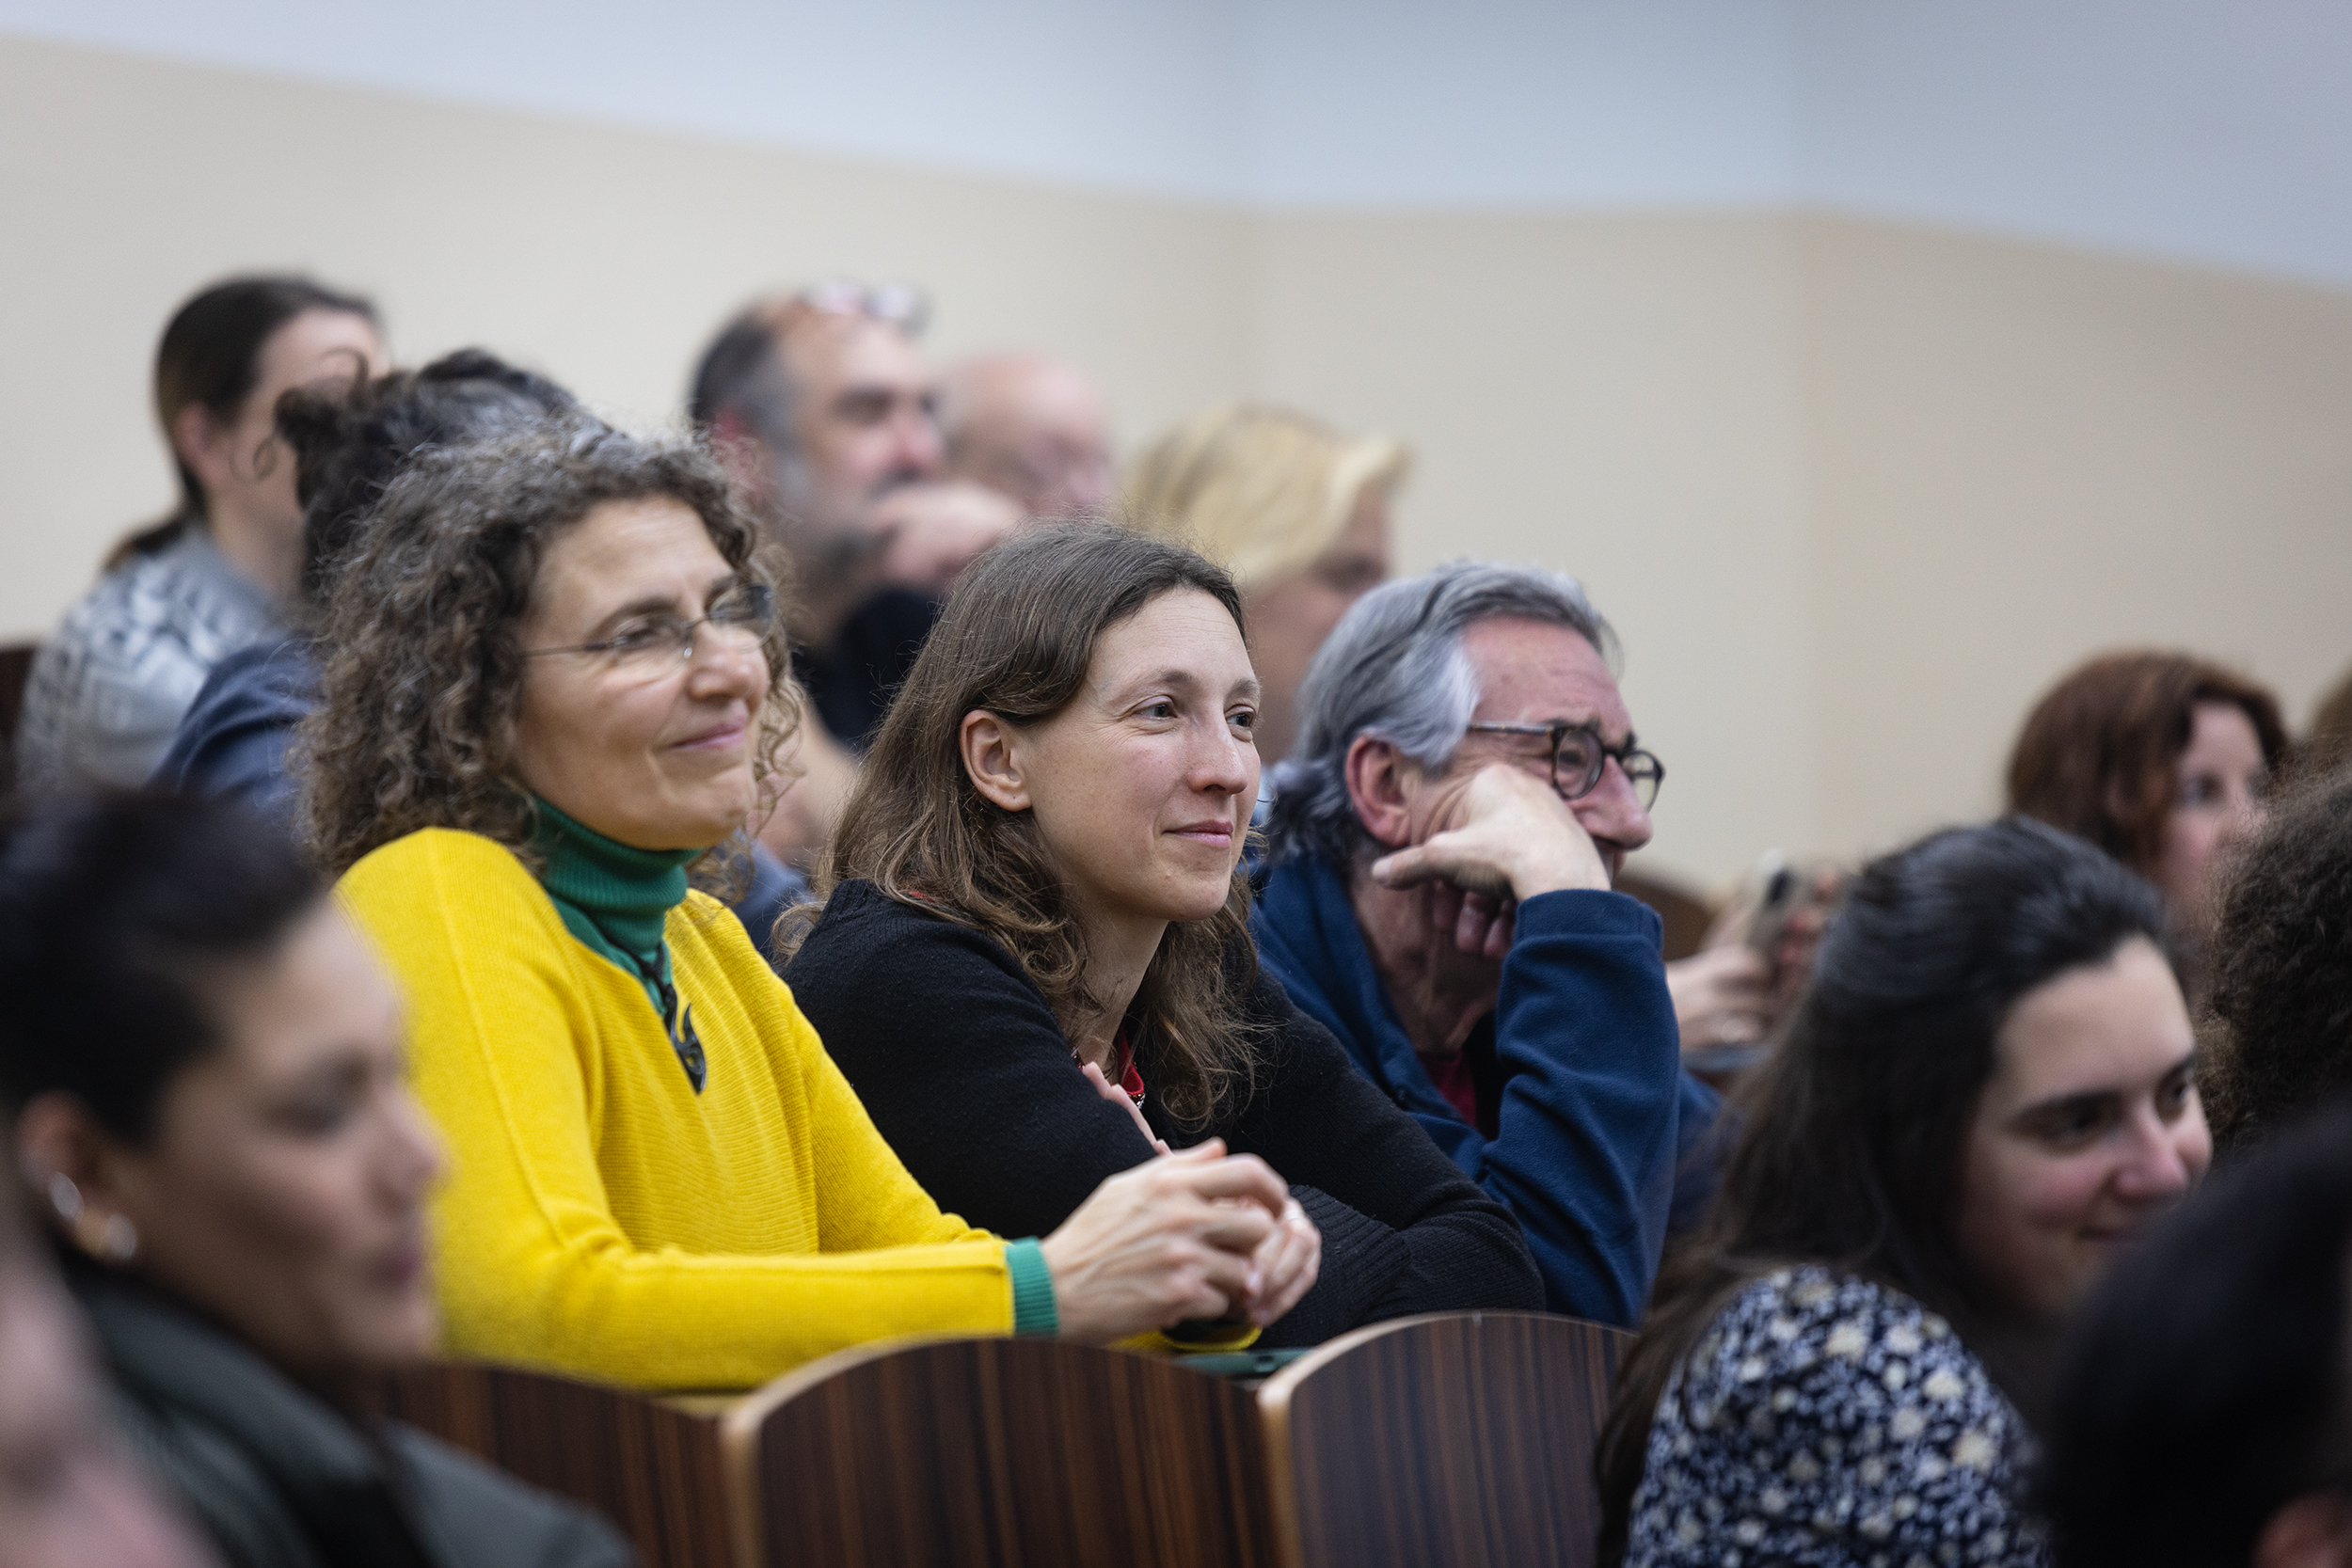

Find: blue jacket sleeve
1462;889;1682;1324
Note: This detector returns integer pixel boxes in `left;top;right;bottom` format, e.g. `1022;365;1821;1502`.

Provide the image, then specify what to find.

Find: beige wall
0;34;1251;632
6;35;2347;888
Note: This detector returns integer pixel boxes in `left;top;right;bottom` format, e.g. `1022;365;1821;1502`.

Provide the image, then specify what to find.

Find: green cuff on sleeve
1005;1238;1058;1338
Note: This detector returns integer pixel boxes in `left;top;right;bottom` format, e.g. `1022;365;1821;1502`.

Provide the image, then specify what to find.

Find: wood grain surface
1257;1311;1632;1568
724;1335;1279;1568
382;1360;735;1568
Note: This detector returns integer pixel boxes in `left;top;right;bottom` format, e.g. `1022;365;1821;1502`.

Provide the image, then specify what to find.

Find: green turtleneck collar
530;800;707;1089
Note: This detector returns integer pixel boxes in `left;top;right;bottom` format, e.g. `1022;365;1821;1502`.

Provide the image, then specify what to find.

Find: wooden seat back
722;1335;1279;1568
382;1360;733;1568
1256;1311;1632;1568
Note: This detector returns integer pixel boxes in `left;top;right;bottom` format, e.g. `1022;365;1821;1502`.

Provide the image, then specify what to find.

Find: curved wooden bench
1256;1311;1632;1568
721;1335;1279;1568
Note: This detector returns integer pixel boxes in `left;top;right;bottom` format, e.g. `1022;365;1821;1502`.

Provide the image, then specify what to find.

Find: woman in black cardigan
787;524;1540;1346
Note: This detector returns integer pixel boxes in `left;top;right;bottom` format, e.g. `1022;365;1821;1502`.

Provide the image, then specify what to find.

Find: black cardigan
786;879;1542;1346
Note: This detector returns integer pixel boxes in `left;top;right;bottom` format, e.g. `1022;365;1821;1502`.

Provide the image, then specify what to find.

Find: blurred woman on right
1597;818;2211;1568
2006;651;2286;987
1125;403;1408;765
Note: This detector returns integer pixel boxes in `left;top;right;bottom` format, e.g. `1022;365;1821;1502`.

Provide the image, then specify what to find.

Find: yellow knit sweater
338;828;1025;1391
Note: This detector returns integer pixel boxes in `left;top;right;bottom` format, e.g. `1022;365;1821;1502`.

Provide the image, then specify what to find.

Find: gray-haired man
1252;562;1721;1324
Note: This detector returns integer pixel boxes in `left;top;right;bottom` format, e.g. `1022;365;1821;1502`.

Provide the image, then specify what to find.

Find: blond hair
1123;403;1408;589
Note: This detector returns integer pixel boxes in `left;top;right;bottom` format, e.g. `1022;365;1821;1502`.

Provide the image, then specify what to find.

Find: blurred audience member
689;283;1016;751
151;350;572;828
16;277;383;793
141;350;809;958
2195;765;2352;1160
1127;404;1407;763
791;525;1541;1348
308;424;1294;1387
1254;562;1713;1323
2007;650;2285;983
2304;657;2352;778
1;792;632;1568
941;351;1116;519
0;1113;209;1568
1597;817;2209;1568
2040;1098;2352;1568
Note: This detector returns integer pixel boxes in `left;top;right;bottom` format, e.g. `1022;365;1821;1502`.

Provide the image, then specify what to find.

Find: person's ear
171;403;237;500
2253;1491;2352;1568
960;709;1030;814
707;409;774;512
1343;734;1420;851
13;1092;140;1263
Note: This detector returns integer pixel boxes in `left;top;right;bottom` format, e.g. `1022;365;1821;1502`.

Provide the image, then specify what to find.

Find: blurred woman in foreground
1597;818;2211;1567
307;423;1292;1390
1;791;631;1568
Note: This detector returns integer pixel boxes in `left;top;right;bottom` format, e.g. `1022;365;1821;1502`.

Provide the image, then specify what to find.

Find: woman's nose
685;627;767;698
1192;719;1254;795
2114;1117;2197;1202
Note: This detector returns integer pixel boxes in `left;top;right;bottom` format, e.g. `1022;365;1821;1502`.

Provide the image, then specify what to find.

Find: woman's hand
1665;943;1771;1050
1081;1060;1169;1157
1039;1141;1288;1344
1240;1197;1321;1326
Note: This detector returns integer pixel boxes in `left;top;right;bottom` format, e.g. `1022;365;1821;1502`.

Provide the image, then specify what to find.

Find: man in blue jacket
1251;562;1720;1326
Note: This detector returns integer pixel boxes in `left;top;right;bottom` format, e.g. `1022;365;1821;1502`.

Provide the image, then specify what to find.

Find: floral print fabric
1625;1266;2047;1567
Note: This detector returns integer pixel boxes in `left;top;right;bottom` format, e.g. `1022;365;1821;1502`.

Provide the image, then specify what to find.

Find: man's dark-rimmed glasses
1462;720;1664;811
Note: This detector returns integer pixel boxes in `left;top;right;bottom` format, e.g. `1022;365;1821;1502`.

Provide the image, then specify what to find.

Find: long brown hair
815;523;1260;1128
1594;819;2176;1564
2006;649;2287;880
300;420;799;878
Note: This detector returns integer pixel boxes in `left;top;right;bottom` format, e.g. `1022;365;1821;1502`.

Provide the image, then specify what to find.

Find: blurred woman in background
14;277;383;795
307;423;1293;1390
1597;817;2211;1567
2007;650;2286;991
1;791;632;1568
1125;402;1408;765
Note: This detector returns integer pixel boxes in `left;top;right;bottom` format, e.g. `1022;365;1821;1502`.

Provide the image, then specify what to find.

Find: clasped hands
1041;1061;1321;1342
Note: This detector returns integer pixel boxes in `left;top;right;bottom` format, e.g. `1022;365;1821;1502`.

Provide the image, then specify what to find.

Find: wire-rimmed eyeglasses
522;582;775;680
1462;720;1664;811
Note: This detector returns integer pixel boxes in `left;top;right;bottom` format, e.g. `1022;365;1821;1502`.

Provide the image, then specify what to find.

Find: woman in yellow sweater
299;420;1301;1391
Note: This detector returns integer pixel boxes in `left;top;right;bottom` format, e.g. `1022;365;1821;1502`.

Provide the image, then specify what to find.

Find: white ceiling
8;0;2352;285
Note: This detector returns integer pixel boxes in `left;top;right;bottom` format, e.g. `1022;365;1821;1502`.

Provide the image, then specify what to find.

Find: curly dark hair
2006;649;2287;880
299;420;799;877
2196;764;2352;1159
275;347;578;610
813;522;1261;1129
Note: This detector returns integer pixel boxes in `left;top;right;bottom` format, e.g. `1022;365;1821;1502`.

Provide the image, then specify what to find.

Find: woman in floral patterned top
1597;818;2213;1567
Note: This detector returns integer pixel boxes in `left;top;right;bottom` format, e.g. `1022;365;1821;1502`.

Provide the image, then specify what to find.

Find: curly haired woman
304;421;1298;1390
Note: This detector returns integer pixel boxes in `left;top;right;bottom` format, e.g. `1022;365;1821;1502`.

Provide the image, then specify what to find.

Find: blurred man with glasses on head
1252;562;1718;1326
691;284;1021;864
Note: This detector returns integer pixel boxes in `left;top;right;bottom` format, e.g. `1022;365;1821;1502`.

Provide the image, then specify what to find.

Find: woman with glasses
786;524;1542;1349
305;424;1300;1390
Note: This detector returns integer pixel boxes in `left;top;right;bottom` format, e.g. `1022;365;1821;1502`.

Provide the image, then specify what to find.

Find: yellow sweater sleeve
339;830;1019;1392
